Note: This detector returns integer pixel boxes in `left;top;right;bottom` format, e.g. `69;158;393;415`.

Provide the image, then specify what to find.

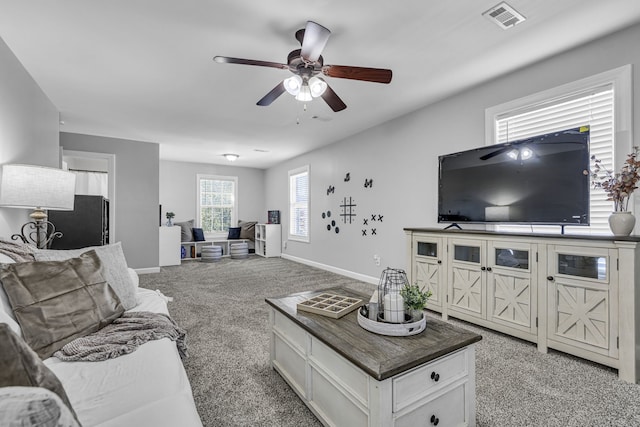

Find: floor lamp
0;164;76;249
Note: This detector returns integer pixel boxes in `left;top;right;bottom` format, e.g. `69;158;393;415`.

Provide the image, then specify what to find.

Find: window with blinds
197;174;237;235
492;86;614;235
289;166;309;242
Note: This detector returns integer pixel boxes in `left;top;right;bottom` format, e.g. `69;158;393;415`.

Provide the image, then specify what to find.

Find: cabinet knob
481;266;486;271
430;371;440;382
547;275;554;281
430;414;440;425
437;260;442;264
487;267;492;272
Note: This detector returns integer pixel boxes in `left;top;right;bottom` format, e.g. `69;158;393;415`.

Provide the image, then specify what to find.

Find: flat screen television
438;126;590;226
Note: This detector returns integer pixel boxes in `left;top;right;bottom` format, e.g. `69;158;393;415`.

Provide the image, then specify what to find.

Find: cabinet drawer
393;349;468;412
273;334;307;398
273;311;306;353
310;337;369;406
394;382;467;427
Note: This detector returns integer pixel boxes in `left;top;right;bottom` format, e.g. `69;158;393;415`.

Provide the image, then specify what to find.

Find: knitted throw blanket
53;311;187;362
0;239;36;262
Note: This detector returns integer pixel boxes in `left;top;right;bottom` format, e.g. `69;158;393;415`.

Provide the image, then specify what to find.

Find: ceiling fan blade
322;65;392;84
300;21;331;63
321;84;347;112
257;81;286;106
213;56;288;70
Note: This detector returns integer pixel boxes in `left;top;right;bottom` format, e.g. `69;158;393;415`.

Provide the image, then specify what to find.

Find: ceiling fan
213;21;392;112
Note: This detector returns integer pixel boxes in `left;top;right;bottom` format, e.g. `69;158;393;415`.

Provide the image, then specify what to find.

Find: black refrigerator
48;195;109;249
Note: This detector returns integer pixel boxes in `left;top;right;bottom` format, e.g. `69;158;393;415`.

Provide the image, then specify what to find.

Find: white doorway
61;150;116;242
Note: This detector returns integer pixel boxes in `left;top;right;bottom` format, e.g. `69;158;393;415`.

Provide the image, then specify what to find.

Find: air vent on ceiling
483;2;526;29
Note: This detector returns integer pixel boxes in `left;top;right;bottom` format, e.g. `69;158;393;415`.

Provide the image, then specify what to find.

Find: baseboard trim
135;267;160;275
281;254;378;285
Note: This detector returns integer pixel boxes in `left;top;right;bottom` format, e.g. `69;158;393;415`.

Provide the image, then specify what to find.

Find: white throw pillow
33;242;137;310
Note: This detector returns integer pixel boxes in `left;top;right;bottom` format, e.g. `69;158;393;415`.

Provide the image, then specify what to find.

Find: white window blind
289;166;309;242
197;174;237;235
493;86;614;235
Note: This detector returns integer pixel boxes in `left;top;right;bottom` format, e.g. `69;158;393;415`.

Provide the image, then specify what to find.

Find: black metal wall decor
344;172;351;182
362;213;383;237
326;185;335;195
364;178;373;188
340;197;357;224
322;211;339;233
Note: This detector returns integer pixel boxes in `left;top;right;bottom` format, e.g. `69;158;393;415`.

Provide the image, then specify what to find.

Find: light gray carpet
139;256;640;427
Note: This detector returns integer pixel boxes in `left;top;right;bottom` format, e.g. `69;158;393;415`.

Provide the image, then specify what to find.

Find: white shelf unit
159;226;181;266
255;224;281;257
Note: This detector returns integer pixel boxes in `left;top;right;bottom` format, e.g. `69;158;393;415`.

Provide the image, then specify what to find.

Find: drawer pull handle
430;371;440;382
430;414;440;425
547;275;554;281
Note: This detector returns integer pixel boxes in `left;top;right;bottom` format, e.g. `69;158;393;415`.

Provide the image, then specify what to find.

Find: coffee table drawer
273;311;306;353
394;382;467;427
393;348;468;412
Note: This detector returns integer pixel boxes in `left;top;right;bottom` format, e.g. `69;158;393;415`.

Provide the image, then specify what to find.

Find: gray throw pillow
0;250;125;359
0;323;79;423
0;387;81;427
238;220;257;241
33;242;137;310
174;220;195;242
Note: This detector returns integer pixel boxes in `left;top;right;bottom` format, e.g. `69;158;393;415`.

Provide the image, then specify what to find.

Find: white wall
265;22;640;281
159;160;265;226
0;36;60;240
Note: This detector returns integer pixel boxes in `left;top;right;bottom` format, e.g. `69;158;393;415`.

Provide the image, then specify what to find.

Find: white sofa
0;248;202;427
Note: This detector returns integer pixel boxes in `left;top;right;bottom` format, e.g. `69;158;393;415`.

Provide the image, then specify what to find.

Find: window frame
288;165;310;243
484;65;633;234
195;174;238;238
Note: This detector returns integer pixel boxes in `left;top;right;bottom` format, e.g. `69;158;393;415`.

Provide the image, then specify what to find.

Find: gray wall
0;36;60;239
60;132;159;269
159;160;265;226
265;22;640;282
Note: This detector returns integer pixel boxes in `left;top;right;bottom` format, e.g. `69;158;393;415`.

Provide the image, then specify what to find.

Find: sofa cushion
227;227;241;240
0;250;125;359
192;228;205;242
0;386;80;427
0;323;78;422
238;220;257;241
33;242;137;310
175;220;195;242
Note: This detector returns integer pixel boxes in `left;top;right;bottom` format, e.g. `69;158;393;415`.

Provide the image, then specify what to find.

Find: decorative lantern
378;267;409;323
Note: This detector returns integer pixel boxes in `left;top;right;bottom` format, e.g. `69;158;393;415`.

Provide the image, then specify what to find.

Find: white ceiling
1;0;640;169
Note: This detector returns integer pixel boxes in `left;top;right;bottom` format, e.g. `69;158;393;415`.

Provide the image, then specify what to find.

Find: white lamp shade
0;164;76;211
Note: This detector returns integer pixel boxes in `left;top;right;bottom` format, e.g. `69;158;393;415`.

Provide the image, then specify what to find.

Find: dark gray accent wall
60;132;159;269
0;36;60;240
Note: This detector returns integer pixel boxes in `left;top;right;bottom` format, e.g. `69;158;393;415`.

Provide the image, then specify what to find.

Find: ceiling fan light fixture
295;83;312;102
284;75;302;95
223;153;239;162
309;76;327;97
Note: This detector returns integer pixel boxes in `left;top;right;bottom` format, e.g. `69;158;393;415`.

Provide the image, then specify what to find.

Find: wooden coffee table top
266;286;482;381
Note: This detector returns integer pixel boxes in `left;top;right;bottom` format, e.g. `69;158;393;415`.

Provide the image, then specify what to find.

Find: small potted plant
400;283;432;320
165;211;175;227
591;146;640;235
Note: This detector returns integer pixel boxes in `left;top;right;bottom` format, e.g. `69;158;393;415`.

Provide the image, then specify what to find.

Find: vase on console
592;147;640;237
609;211;636;236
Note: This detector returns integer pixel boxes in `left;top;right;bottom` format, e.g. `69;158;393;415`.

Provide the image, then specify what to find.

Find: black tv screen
438;127;590;225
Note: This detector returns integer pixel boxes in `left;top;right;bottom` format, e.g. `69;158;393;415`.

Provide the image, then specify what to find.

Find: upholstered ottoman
229;242;249;259
201;245;222;262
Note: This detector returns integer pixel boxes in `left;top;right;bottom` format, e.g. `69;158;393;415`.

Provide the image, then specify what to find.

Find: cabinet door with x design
447;237;486;322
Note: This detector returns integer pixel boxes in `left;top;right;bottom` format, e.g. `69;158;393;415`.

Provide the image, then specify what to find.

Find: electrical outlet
373;254;381;266
282;240;287;250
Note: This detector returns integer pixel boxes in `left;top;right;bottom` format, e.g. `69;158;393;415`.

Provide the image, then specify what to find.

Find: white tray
357;308;426;336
